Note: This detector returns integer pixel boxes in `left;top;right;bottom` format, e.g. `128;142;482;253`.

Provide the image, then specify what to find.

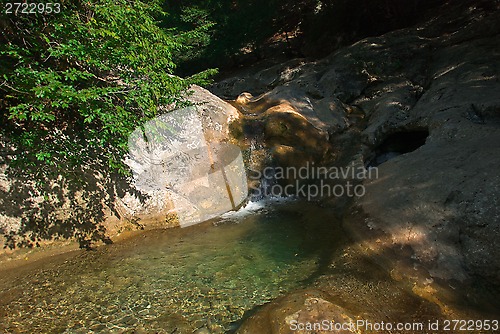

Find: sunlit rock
120;85;247;227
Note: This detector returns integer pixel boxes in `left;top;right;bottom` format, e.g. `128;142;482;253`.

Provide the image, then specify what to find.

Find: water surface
0;199;339;333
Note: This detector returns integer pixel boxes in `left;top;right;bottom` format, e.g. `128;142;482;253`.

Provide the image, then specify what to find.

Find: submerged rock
237;290;358;334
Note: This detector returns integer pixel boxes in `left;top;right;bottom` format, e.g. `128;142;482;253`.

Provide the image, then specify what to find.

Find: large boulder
237;290;357;334
113;84;249;231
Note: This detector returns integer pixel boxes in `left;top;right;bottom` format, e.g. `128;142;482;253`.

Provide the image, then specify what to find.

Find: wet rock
237;290;357;334
194;327;211;334
231;93;332;185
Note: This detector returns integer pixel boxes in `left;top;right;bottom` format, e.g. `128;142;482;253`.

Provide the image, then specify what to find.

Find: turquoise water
0;200;339;333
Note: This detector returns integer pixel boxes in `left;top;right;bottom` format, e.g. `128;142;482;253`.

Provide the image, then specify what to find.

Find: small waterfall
251;165;280;201
244;138;287;202
234;102;301;205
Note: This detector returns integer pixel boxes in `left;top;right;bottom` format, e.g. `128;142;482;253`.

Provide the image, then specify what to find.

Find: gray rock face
211;1;500;296
353;4;500;287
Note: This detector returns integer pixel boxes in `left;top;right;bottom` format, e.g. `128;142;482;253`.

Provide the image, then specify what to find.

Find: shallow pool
0;199;341;333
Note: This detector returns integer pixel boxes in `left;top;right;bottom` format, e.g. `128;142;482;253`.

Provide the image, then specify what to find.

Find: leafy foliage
0;0;214;248
165;0;445;74
163;0;291;74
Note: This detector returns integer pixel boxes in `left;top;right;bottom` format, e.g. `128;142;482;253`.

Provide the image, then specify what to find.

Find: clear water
0;199;339;333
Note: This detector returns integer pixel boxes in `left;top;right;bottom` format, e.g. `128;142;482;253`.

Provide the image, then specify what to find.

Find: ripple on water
0;200;337;333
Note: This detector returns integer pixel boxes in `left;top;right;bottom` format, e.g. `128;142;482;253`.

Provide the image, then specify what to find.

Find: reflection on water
0;200;338;333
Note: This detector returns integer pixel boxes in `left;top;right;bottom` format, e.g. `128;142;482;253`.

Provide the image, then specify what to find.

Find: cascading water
245;138;285;202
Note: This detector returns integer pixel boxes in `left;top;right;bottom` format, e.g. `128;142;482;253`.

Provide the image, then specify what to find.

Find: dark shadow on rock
366;128;429;167
0;137;148;250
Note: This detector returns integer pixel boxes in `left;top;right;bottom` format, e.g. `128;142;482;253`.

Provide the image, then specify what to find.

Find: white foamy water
219;196;297;221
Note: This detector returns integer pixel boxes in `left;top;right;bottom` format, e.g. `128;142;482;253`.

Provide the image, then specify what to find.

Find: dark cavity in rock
368;129;429;167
